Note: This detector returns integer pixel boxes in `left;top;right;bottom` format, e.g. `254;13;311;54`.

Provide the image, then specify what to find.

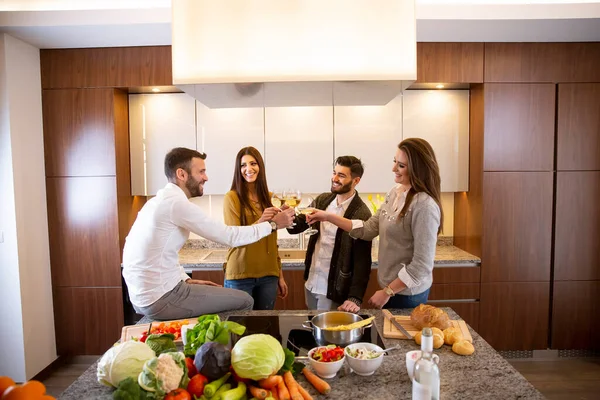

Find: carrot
283;371;303;400
270;389;279;400
301;368;331;395
248;384;268;400
277;381;291;400
259;375;283;389
296;384;313;400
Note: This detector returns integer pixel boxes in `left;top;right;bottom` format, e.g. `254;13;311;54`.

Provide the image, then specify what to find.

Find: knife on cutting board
382;309;413;339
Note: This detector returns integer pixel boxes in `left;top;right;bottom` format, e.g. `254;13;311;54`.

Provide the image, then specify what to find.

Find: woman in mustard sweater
223;146;289;309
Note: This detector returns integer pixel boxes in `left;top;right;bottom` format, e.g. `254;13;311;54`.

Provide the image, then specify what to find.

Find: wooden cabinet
479;282;550;350
196;103;265;195
192;269;307;310
333;96;403;193
416;43;484;83
129;93;197;195
54;287;124;355
265;106;334;193
557;83;600;171
482;172;553;282
403;90;470;191
483;84;555;171
484;43;600;83
429;302;480;332
551;281;600;350
554;171;600;281
42;89;117;177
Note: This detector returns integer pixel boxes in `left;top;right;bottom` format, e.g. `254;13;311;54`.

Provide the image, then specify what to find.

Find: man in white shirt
288;156;372;312
122;147;294;320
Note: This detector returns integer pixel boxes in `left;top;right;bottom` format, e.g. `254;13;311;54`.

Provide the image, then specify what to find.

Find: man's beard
186;176;204;197
330;180;352;194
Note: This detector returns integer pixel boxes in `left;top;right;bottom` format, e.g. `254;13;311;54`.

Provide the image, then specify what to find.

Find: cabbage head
231;334;285;380
97;340;155;387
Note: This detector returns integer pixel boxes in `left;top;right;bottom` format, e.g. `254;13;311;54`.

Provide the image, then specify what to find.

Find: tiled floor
40;357;600;398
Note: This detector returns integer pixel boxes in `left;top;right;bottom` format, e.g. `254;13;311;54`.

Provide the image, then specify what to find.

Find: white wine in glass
298;195;318;235
271;192;283;208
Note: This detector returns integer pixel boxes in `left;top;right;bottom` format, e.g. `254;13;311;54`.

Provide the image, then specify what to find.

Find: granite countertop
58;309;541;400
179;244;481;271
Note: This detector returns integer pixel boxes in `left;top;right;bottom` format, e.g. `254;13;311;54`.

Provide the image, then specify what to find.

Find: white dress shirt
305;193;356;296
122;183;272;307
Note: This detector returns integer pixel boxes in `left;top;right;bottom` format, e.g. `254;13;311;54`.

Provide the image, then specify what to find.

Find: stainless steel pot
302;311;372;346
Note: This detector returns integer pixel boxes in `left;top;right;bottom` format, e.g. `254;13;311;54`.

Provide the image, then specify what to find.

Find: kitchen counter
179;245;481;272
57;308;541;400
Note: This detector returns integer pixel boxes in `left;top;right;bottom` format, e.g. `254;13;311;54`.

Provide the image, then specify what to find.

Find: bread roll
452;339;475;356
413;328;444;349
410;304;452;330
443;327;463;346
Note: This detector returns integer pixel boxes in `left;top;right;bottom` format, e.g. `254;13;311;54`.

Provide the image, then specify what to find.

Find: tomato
186;374;208;398
2;380;54;400
164;388;191;400
185;357;198;378
0;377;16;397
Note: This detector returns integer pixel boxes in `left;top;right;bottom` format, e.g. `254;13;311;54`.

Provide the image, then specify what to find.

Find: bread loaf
443;327;463;346
452;339;475;356
410;304;452;330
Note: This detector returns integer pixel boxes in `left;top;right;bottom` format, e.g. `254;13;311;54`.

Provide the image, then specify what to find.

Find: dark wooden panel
40;46;172;89
479;282;550;350
483;84;555;171
433;267;481;284
416;42;484;83
42;89;116;177
54;287;124;355
275;270;307;310
363;270;381;305
484;43;600;83
552;281;600;350
427;302;480;331
482;172;553;282
454;84;484;258
46;176;121;287
429;283;480;300
557;83;600;171
191;270;225;286
555;172;600;281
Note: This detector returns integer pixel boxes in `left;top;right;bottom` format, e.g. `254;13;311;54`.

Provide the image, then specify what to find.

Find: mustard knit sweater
222;190;281;280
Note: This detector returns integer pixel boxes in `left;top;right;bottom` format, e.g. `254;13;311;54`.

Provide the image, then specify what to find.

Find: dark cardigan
288;192;373;305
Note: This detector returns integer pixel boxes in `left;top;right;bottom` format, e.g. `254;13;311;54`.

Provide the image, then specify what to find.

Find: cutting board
120;319;192;343
383;315;472;342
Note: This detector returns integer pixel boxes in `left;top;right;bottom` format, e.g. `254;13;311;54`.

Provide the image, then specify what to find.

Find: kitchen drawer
426;301;480;331
433;266;480;283
428;283;480;301
192;270;224;285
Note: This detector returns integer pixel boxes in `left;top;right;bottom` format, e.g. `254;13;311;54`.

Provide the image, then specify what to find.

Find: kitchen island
57;308;542;400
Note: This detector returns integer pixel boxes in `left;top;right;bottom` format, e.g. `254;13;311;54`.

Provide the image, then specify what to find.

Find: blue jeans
224;276;279;310
384;288;431;309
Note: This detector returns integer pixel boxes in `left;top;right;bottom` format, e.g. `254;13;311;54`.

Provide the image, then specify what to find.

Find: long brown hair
397;138;444;234
230;146;272;226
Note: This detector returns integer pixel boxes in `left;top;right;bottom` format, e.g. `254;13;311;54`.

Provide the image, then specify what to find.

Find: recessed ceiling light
435;84;444;89
151;88;161;92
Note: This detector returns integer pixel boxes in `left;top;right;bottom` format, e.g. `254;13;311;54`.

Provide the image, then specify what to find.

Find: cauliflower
138;351;189;397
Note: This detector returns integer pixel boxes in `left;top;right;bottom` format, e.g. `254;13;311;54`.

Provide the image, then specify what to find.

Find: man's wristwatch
383;286;395;297
269;221;277;232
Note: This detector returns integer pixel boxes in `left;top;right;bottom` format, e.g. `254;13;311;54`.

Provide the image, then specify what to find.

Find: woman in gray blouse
306;138;443;309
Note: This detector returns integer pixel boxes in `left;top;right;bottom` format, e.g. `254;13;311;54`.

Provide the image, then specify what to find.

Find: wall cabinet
402;90;470;192
129;93;196;195
196;103;265;195
334;96;403;193
264;106;334;193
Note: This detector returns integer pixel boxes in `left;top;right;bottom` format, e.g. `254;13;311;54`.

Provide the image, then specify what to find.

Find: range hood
171;0;416;108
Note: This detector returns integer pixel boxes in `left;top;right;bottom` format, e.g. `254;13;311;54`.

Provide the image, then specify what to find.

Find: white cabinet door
265;106;334;193
196;102;265;195
129;93;196;196
334;95;403;193
402;90;469;192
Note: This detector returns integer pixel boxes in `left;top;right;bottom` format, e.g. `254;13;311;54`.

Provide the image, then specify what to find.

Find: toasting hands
305;209;328;224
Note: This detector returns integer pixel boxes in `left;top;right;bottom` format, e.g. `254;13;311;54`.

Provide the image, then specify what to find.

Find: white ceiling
0;1;599;48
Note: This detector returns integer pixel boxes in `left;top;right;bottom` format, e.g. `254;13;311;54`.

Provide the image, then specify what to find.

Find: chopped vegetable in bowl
346;346;382;360
310;345;344;362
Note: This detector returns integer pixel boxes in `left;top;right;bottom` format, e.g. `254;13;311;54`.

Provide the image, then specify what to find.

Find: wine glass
283;188;301;227
270;190;283;208
297;195;318;235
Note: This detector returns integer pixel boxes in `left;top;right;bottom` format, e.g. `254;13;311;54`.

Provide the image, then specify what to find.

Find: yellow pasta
323;316;375;331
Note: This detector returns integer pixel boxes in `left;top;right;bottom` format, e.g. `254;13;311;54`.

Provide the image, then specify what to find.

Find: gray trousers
133;281;254;320
304;287;341;310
